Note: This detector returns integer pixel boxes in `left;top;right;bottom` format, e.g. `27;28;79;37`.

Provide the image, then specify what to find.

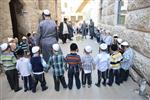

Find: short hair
17;49;24;56
27;33;31;37
70;43;78;51
111;44;118;51
64;18;67;22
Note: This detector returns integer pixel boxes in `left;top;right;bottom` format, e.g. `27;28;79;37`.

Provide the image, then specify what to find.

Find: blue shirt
121;47;134;70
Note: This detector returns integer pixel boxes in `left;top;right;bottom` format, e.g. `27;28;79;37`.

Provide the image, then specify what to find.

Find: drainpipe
55;0;58;20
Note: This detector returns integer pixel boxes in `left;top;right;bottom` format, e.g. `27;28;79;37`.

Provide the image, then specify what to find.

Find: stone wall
0;0;13;43
0;0;61;43
99;0;150;84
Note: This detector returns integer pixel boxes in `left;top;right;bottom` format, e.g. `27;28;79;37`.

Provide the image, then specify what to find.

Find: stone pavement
0;36;145;100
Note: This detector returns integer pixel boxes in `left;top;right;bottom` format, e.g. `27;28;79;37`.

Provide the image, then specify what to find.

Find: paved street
0;36;145;100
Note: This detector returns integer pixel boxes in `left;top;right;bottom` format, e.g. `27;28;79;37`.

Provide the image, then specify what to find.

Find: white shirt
16;57;31;77
94;52;110;72
63;23;69;34
104;35;113;45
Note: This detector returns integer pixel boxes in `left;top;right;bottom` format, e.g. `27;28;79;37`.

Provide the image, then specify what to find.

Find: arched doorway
9;0;24;39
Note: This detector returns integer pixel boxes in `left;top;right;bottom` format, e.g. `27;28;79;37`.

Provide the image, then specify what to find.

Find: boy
20;36;29;55
48;44;67;91
16;49;33;92
65;43;81;90
95;43;110;87
107;44;123;86
120;41;133;83
30;46;48;93
0;43;22;92
81;45;95;88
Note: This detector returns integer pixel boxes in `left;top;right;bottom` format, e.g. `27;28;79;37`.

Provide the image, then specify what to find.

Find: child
0;43;22;92
95;43;110;87
120;41;133;83
81;45;95;88
16;49;33;92
107;44;123;86
48;44;67;91
65;43;81;90
30;46;48;93
20;36;29;55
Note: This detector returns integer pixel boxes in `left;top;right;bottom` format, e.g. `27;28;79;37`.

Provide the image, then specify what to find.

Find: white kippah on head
121;41;129;46
100;43;108;50
1;43;8;51
85;45;92;53
52;44;60;51
43;9;50;16
32;46;40;53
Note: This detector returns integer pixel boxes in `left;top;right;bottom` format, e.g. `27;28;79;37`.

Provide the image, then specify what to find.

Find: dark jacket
30;56;44;73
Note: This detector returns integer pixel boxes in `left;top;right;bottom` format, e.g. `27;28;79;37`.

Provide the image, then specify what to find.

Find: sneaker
24;89;28;92
95;83;100;87
42;86;48;91
102;82;106;86
14;87;22;92
107;83;112;87
82;85;85;88
116;83;120;86
88;85;91;88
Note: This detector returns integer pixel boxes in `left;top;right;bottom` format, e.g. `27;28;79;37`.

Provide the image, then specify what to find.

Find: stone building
0;0;61;42
99;0;150;85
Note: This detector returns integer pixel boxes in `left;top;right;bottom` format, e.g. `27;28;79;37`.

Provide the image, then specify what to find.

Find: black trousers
23;75;33;90
120;68;129;83
108;69;120;86
62;34;69;43
53;75;67;91
32;73;47;92
68;68;81;90
81;70;92;85
96;70;107;85
5;69;20;91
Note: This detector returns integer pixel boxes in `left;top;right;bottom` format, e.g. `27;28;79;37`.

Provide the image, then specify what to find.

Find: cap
100;43;107;50
22;36;27;40
117;38;123;44
113;34;118;38
8;37;14;43
0;43;8;51
121;41;129;46
43;9;50;16
32;46;40;53
52;44;60;51
85;45;92;53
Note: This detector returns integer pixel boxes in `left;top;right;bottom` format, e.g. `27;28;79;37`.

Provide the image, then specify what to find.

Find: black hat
111;44;118;51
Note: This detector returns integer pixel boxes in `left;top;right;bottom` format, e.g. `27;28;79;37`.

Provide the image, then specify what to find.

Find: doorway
9;0;23;39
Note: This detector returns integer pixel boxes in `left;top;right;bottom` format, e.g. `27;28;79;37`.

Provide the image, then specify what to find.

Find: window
117;0;128;25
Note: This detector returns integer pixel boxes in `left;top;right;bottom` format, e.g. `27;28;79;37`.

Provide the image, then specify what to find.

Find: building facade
99;0;150;84
0;0;61;42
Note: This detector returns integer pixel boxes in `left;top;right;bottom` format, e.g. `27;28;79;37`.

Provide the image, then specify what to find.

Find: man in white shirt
95;43;110;87
59;18;72;44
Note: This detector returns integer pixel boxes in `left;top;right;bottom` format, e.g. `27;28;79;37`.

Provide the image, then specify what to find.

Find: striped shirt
48;52;66;76
110;51;123;69
19;42;29;52
65;53;81;71
0;52;16;71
